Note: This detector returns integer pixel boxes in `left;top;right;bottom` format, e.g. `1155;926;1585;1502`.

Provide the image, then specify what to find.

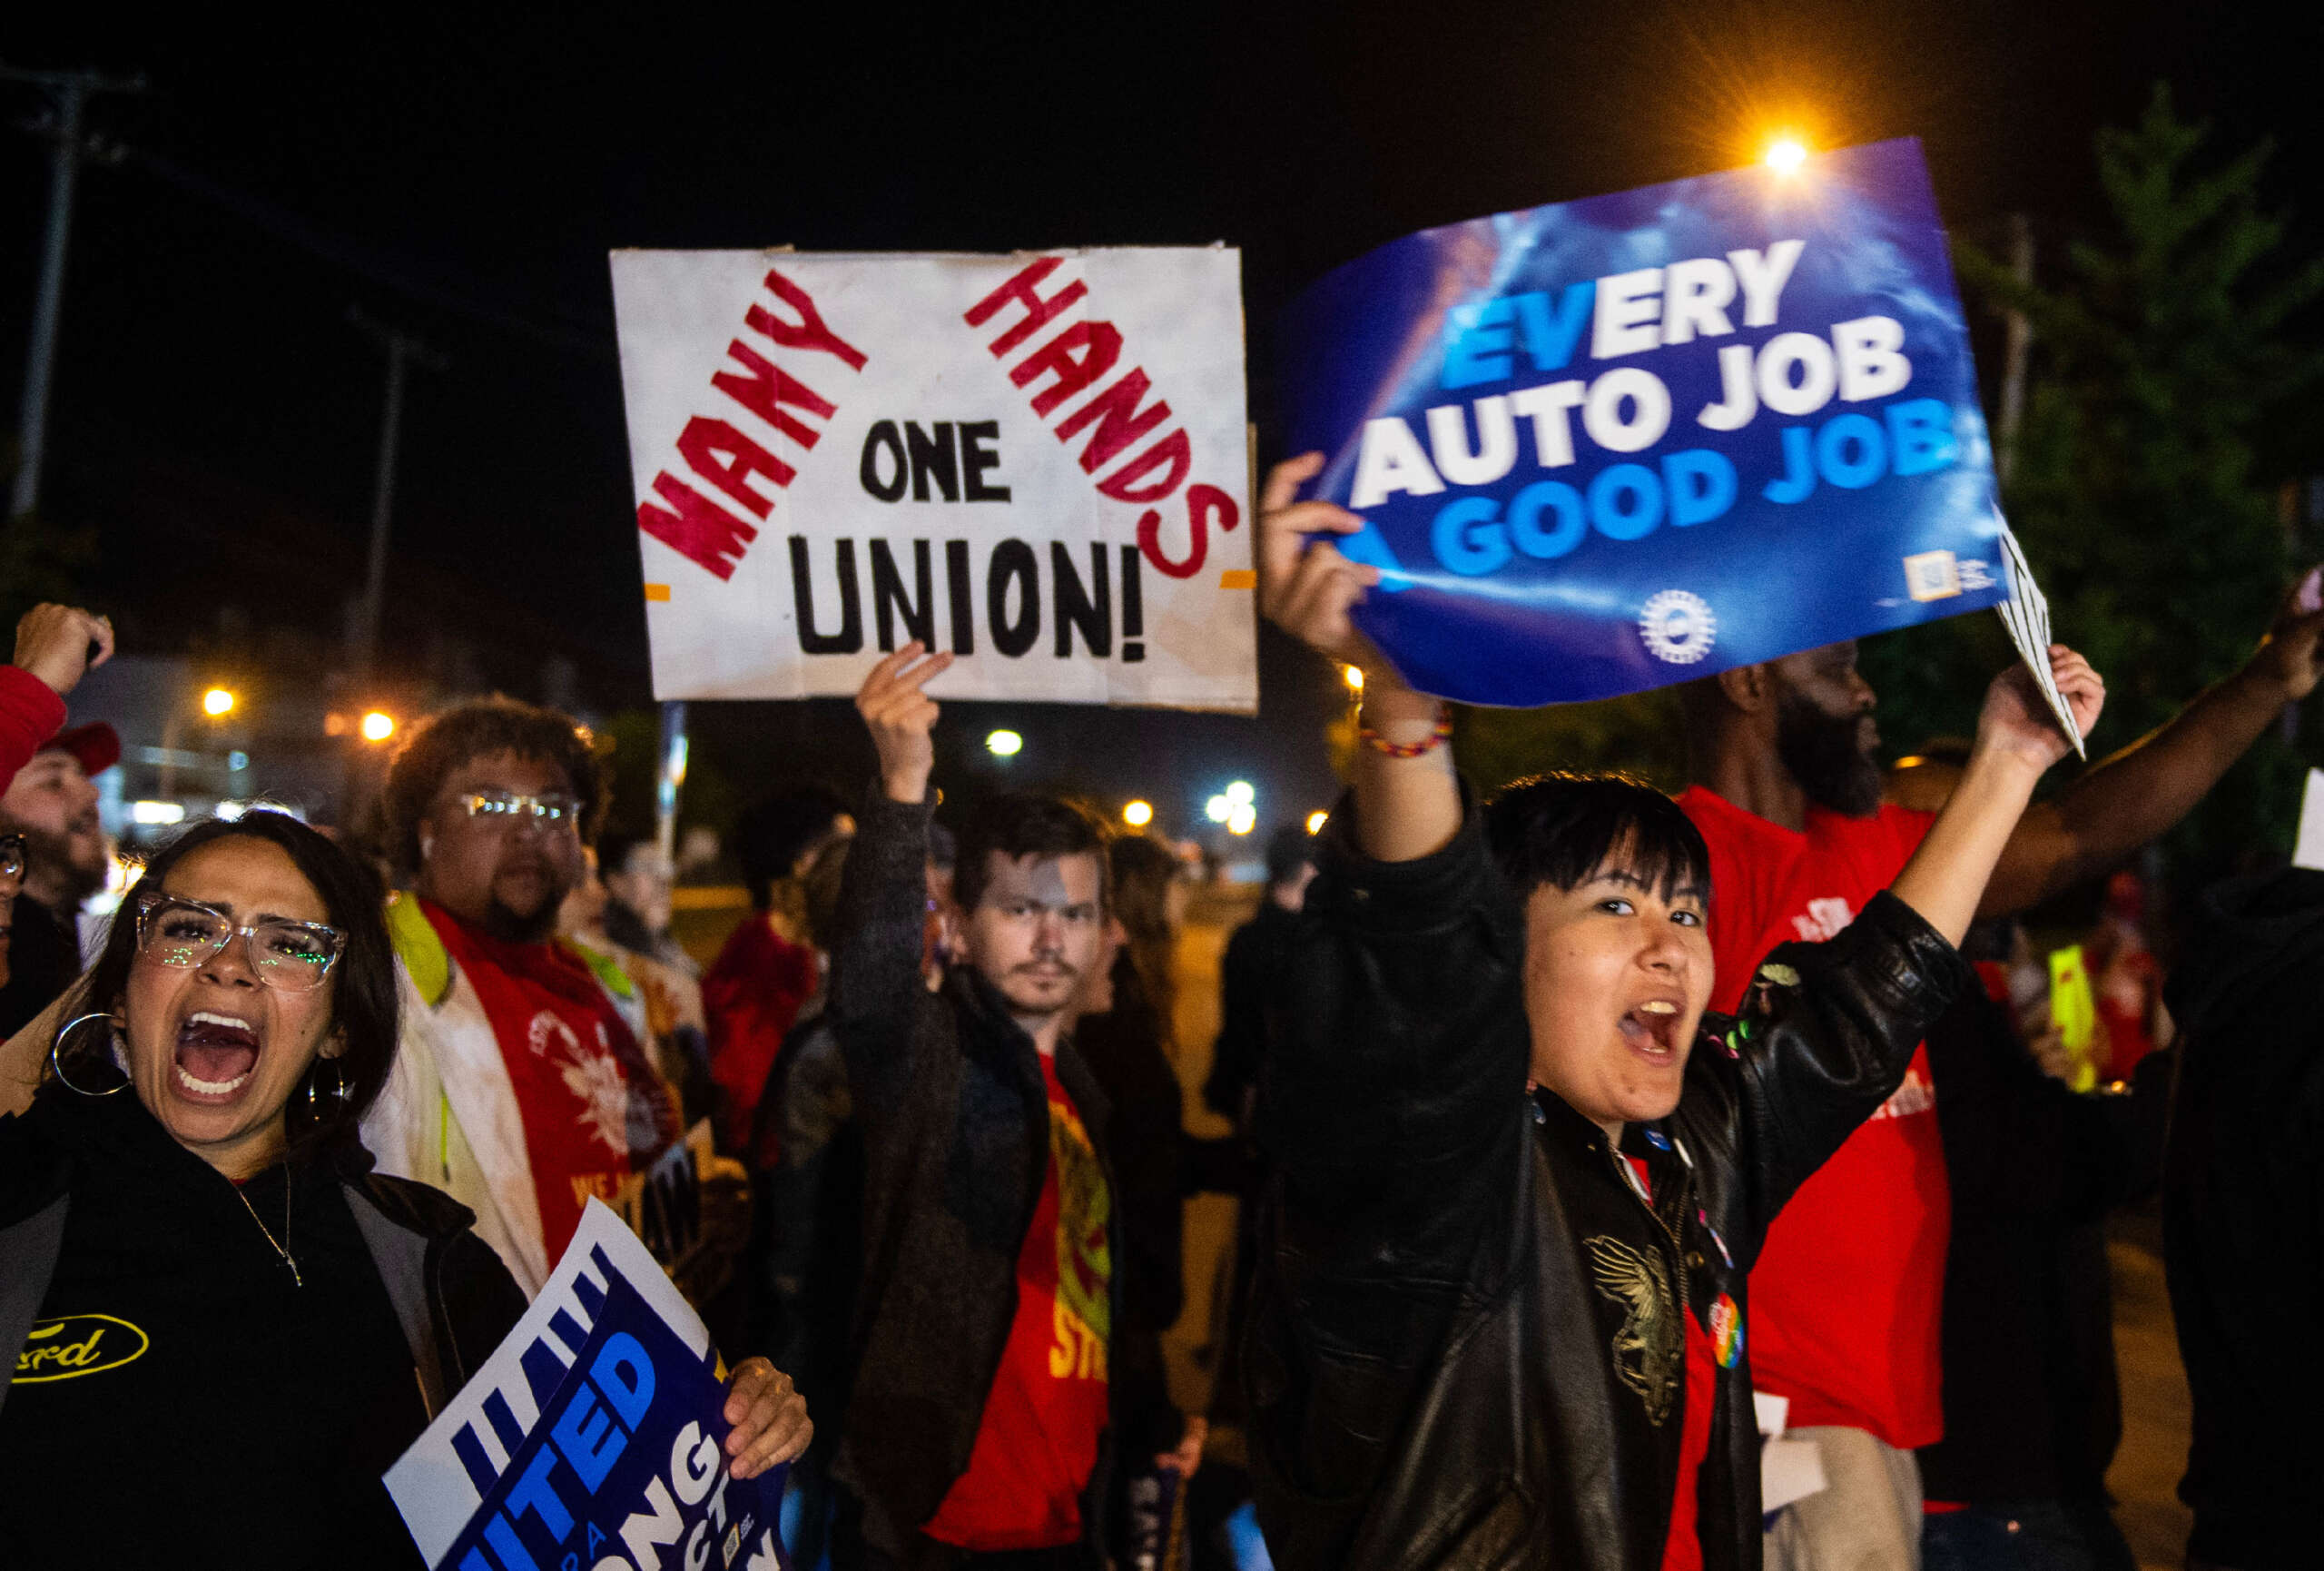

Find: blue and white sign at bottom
387;1200;789;1571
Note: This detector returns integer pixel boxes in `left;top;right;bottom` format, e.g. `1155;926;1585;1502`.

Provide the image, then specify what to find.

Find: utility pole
346;307;448;683
1995;212;2035;489
4;65;143;519
338;310;445;828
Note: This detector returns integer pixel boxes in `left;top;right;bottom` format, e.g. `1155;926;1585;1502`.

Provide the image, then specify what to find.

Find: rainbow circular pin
1709;1293;1744;1368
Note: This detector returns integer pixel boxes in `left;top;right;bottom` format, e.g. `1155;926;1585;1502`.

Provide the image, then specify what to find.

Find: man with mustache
0;602;117;1033
1674;604;2324;1571
827;644;1179;1571
360;696;683;1296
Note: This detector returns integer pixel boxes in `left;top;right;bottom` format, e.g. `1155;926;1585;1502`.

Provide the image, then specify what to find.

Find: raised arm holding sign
814;647;1183;1565
1244;451;2099;1571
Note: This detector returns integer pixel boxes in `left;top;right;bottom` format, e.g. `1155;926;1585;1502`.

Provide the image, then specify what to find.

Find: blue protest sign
1278;138;2010;706
388;1201;789;1571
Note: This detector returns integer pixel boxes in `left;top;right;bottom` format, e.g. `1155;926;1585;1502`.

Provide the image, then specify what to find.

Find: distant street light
1306;810;1328;835
1226;780;1256;806
1205;795;1233;825
360;710;397;743
201;687;236;716
1765;136;1808;173
986;728;1023;758
1122;799;1154;828
1227;804;1256;835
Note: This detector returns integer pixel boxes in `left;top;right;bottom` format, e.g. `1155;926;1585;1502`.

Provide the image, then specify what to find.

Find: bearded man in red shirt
1674;603;2324;1571
363;698;687;1295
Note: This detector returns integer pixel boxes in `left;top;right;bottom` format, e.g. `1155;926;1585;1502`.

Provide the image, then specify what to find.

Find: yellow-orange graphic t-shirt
923;1052;1112;1551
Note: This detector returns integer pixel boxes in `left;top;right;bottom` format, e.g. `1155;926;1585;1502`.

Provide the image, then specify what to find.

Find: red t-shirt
922;1052;1114;1551
1674;787;1949;1449
424;900;680;1262
2094;944;2161;1080
701;914;821;1156
1628;1157;1720;1571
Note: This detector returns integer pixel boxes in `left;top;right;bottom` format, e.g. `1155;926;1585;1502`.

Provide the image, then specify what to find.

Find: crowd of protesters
0;440;2321;1571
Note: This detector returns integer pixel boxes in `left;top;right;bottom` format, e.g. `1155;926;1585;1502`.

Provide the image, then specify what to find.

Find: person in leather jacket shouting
1241;453;2105;1571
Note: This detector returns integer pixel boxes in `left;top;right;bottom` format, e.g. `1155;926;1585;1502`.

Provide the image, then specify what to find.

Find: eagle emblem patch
1586;1235;1680;1426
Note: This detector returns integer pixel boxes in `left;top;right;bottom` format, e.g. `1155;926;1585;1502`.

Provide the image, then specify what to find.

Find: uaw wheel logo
1639;590;1717;665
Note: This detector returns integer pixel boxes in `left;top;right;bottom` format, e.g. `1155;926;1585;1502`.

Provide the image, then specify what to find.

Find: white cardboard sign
2293;768;2324;871
609;247;1256;712
1994;526;2085;759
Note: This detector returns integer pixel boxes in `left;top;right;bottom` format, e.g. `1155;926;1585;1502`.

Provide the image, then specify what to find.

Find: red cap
45;722;120;777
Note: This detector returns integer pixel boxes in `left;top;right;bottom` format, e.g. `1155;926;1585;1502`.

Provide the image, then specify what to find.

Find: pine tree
1865;84;2324;883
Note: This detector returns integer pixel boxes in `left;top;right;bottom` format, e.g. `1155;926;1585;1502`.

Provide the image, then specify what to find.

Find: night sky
4;4;2319;835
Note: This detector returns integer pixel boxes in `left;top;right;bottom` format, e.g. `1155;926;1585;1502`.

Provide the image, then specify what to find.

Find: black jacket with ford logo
1247;796;1966;1571
0;1085;526;1566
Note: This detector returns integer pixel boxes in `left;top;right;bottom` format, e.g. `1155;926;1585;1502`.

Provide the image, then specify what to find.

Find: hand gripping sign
387;1201;790;1571
1278;138;2018;709
610;247;1256;712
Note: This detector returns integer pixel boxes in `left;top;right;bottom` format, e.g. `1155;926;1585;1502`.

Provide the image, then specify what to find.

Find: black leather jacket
824;791;1177;1561
1246;799;1967;1571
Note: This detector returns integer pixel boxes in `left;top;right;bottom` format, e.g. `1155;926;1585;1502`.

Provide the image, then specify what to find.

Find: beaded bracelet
1356;704;1452;759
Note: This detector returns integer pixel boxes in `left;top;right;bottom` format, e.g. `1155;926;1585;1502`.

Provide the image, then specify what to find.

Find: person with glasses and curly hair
0;810;810;1570
360;696;686;1299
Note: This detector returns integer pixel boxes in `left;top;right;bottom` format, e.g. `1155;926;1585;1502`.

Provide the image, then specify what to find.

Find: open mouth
174;1011;261;1102
1617;999;1685;1061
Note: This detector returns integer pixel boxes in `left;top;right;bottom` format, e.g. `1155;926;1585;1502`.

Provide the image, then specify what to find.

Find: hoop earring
304;1056;353;1114
50;1013;130;1097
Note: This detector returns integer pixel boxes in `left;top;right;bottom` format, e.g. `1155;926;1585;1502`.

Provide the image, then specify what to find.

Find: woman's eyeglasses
134;892;345;991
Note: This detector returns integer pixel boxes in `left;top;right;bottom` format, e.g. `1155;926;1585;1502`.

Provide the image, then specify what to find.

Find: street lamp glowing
986;729;1023;757
202;687;236;716
1227;804;1257;835
1205;795;1233;825
1122;799;1154;828
1226;780;1256;806
360;710;397;743
1306;810;1328;835
1765;137;1808;173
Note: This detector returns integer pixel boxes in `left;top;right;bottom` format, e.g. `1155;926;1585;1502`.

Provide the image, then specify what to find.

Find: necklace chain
234;1176;301;1289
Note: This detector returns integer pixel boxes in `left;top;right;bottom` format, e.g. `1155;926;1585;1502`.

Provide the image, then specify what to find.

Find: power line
122;143;615;361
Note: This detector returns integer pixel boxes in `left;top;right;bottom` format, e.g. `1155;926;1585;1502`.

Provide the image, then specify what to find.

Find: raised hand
13;603;113;697
1976;645;2105;774
1261;454;1457;861
1256;453;1400;689
2248;568;2324;700
856;641;953;804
